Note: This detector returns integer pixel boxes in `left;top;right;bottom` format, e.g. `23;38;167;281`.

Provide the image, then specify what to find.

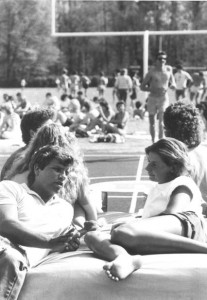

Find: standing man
60;68;71;94
114;68;132;104
20;79;27;92
174;64;193;100
140;51;176;143
190;71;206;105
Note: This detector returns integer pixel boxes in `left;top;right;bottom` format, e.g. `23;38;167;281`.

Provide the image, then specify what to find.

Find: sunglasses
157;57;167;61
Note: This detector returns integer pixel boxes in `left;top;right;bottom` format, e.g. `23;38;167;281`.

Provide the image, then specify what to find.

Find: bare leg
149;114;155;143
158;111;164;140
111;215;207;255
84;231;142;281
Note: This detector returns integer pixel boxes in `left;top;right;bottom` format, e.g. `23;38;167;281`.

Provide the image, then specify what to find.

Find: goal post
51;0;207;77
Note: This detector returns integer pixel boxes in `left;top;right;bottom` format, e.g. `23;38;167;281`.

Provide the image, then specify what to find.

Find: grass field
0;86;176;109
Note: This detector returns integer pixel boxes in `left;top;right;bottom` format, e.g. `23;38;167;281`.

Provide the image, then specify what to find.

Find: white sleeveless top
142;176;204;219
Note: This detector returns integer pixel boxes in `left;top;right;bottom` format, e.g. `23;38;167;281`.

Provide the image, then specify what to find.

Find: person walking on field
174;64;193;100
115;68;132;104
97;72;108;97
60;68;71;94
190;71;206;105
141;51;176;143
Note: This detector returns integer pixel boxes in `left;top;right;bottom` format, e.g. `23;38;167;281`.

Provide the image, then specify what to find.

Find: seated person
164;101;207;205
43;94;69;126
0;108;55;181
133;101;145;120
0;145;79;299
85;98;114;133
69;101;93;133
104;101;129;136
4;123;98;226
77;90;88;108
196;101;207;140
2;94;16;109
0;103;21;139
15;92;31;118
60;94;83;128
85;138;207;281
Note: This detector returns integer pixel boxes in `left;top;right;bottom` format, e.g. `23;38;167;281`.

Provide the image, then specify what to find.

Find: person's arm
169;71;176;90
76;181;97;221
0;115;8;134
140;72;152;92
98;106;113;123
162;185;192;214
186;73;193;87
0;204;51;248
127;76;133;92
0;203;79;252
116;112;129;129
201;78;206;100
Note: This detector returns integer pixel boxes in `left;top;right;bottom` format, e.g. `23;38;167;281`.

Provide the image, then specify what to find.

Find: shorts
147;94;169;115
162;211;207;242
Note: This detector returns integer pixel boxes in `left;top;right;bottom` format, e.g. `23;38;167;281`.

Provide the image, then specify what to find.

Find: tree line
0;0;207;87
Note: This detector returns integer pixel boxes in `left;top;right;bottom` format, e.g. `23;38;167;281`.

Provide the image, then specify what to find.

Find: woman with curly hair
4;123;97;225
164;101;207;203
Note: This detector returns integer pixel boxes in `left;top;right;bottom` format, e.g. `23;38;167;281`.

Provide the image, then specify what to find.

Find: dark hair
60;94;69;101
120;68;127;75
63;68;68;74
82;101;91;112
145;138;191;178
176;64;183;70
163;101;202;149
99;98;109;111
135;101;142;109
196;101;207;121
156;51;167;59
27;145;73;187
20;108;55;144
116;101;125;109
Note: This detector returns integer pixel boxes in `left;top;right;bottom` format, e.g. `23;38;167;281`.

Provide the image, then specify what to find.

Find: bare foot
103;253;142;281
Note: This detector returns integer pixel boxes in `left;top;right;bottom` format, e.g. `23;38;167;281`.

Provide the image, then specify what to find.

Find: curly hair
163;101;203;149
20;108;55;144
145;138;192;178
8;123;89;204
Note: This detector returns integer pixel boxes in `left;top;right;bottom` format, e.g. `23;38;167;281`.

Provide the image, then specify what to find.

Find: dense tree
0;0;60;86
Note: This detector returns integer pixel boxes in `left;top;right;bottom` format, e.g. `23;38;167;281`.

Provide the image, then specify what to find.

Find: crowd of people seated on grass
0;88;133;143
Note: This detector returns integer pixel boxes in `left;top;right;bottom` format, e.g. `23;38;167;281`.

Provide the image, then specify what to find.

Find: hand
79;220;101;237
49;226;80;253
